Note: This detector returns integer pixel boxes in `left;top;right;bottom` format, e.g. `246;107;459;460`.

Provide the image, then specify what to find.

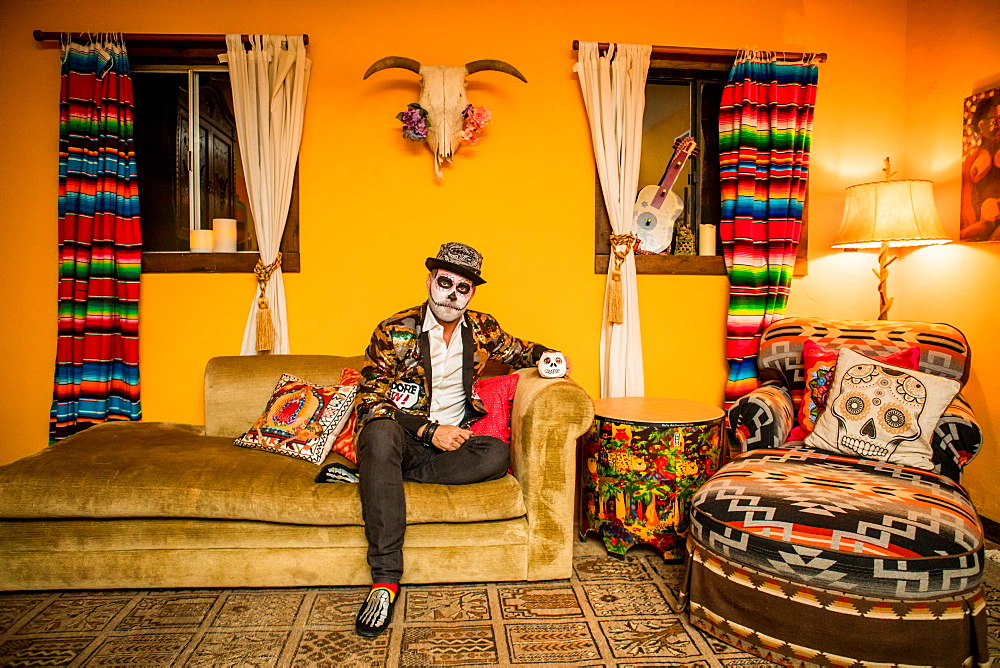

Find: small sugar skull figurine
538;351;567;378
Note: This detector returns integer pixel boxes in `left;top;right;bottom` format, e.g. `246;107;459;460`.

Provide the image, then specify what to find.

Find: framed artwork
961;88;1000;242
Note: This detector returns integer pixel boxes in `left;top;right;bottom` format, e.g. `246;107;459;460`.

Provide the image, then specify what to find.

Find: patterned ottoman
685;448;987;667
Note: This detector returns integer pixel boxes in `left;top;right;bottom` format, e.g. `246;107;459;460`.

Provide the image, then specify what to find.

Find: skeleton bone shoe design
357;588;392;628
538;351;567;378
831;363;927;458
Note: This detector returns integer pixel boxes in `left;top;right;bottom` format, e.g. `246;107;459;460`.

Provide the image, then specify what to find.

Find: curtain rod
571;40;827;63
33;31;309;46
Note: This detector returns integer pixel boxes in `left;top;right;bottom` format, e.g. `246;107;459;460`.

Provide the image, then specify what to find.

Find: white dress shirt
423;309;466;427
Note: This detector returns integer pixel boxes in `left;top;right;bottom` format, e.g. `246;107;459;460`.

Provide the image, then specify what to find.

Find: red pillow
470;374;519;444
330;368;362;463
788;341;921;442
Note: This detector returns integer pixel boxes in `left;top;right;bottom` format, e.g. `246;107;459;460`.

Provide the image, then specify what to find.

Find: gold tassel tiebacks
254;253;282;353
607;233;638;325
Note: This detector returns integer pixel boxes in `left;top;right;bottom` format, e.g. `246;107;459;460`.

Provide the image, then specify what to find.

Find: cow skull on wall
363;56;527;177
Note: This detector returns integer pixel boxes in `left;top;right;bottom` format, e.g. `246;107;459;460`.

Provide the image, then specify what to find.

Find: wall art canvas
961;87;1000;241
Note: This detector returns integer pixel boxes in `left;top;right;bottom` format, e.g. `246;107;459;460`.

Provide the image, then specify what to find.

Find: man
345;242;559;637
961;93;1000;241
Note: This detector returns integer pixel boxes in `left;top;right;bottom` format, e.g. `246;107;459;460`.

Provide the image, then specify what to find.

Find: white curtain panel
574;42;650;398
226;34;311;355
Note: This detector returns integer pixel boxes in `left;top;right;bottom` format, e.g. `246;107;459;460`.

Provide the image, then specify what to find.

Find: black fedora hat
425;242;486;285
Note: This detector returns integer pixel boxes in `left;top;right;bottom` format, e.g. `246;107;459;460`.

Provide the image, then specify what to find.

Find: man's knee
469;435;510;477
358;419;406;459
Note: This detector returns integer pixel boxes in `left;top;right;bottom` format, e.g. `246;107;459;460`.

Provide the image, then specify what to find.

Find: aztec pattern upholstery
690;449;983;599
726;381;793;453
689;318;987;666
687;448;987;666
727;317;981;482
685;539;988;667
758;317;970;391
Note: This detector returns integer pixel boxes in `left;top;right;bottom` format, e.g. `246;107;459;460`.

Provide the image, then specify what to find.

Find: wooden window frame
130;41;300;274
591;48;808;277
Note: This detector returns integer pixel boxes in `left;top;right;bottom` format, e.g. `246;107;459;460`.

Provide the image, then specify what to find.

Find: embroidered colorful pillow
788;341;921;441
234;374;357;464
330;368;362;464
804;348;960;470
470;374;519;444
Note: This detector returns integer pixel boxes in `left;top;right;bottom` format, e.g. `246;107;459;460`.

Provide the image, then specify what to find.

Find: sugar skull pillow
804;348;960;470
787;340;921;442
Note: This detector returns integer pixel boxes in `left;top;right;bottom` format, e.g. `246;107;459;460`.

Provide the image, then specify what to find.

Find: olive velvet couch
0;355;594;591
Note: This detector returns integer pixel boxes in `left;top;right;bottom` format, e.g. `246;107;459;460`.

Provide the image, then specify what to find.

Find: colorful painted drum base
580;409;724;560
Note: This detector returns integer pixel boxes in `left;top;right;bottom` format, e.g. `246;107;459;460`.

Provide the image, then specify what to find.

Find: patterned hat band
425;242;486;285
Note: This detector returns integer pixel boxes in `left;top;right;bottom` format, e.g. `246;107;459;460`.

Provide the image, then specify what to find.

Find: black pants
356;418;510;584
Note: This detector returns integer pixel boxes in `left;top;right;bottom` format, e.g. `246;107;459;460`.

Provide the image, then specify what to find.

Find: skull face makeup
830;363;927;459
538;351;567;378
427;269;475;323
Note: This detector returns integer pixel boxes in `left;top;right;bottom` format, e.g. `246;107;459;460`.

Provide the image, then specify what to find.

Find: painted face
427;269;475;322
975;100;1000;144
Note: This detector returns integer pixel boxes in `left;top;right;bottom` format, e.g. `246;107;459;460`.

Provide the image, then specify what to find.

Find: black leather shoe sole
316;462;360;484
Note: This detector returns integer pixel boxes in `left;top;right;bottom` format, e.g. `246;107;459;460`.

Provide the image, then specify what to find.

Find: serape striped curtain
719;52;819;407
50;38;142;441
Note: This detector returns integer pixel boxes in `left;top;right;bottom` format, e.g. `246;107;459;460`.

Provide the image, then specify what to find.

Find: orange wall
1;1;995;516
894;0;1000;519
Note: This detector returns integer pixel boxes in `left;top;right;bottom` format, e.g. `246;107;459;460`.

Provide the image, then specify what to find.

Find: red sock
371;582;399;602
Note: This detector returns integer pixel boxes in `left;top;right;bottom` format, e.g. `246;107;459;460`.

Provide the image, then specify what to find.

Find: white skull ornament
830;363;927;459
538;351;567;379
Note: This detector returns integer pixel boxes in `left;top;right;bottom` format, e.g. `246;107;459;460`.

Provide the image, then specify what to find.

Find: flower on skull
397;103;492;146
396;103;429;141
460;104;492;145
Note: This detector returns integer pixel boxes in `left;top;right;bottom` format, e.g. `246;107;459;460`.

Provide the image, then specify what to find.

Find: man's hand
432;425;474;451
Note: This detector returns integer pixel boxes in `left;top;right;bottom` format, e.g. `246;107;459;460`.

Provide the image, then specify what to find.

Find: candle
190;229;213;253
212;218;238;252
698;224;717;256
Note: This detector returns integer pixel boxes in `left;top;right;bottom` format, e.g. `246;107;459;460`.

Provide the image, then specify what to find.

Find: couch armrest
510;368;594;581
726;382;794;453
931;393;982;483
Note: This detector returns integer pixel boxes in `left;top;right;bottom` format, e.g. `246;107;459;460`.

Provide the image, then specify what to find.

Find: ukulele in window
632;137;699;253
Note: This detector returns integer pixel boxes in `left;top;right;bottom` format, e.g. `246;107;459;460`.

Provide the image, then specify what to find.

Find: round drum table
579;397;725;560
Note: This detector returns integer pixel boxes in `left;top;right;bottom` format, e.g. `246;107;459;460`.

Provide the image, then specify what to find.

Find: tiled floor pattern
0;546;761;667
0;539;996;666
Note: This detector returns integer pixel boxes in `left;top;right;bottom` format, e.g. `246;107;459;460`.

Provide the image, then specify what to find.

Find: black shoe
316;462;360;483
355;587;396;637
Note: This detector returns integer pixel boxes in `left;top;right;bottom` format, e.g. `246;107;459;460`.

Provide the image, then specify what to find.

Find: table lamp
831;158;951;320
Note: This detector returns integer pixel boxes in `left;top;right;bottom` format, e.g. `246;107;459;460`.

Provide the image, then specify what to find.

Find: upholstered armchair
685;317;988;667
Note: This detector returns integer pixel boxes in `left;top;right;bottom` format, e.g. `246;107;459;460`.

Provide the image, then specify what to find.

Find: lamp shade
832;179;951;248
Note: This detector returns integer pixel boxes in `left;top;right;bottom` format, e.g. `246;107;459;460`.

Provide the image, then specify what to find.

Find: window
131;62;299;273
593;50;807;276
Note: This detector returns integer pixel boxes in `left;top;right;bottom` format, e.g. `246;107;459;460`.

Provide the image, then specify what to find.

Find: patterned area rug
1;542;998;667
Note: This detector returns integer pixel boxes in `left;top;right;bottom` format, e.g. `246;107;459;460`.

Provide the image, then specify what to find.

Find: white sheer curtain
226;34;311;355
574;42;650;398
